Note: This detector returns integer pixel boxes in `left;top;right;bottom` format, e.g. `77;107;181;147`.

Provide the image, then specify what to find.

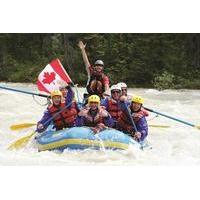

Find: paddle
10;122;170;132
10;123;36;131
0;85;49;98
123;103;150;149
8;131;36;150
144;107;200;129
149;124;170;128
124;103;138;133
8;101;73;150
124;103;153;150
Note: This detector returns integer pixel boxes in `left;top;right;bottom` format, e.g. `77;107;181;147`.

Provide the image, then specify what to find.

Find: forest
0;33;200;89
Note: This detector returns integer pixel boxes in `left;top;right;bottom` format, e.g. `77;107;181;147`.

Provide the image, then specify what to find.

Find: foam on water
0;83;200;165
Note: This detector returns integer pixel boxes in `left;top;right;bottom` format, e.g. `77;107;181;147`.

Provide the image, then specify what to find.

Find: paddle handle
0;85;49;98
144;107;195;127
124;103;138;132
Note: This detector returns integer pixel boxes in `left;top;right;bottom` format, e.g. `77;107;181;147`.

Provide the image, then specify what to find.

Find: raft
36;127;142;152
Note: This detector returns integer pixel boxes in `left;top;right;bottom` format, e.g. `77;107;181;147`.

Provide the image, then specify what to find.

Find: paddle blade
10;123;36;131
149;124;170;128
8;131;36;150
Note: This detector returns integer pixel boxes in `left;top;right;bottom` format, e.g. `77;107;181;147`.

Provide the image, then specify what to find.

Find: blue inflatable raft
36;127;142;152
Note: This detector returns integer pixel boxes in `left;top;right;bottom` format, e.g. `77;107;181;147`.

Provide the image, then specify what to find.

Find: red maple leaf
42;72;56;84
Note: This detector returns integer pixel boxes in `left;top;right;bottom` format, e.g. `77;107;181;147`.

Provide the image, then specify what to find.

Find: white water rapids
0;82;200;165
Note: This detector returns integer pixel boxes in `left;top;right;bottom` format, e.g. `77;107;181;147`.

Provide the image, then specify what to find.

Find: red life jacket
141;107;149;117
118;109;146;132
86;67;108;97
107;99;122;121
48;102;78;130
78;107;108;127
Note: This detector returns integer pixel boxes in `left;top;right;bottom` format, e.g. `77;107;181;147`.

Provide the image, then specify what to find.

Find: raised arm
102;75;110;96
78;41;91;77
65;86;74;106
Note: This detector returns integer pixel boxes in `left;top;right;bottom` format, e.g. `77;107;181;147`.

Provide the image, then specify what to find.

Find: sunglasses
111;90;120;94
121;88;127;91
95;65;104;68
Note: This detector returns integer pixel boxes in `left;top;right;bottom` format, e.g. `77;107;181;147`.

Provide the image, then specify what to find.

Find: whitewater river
0;82;200;166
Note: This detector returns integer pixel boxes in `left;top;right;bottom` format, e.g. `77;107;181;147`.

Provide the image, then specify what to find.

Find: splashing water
0;83;200;165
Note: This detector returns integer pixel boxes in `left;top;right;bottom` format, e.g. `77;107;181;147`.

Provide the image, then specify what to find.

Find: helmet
131;96;144;104
117;82;127;89
110;84;121;92
88;95;100;105
51;90;62;98
95;60;104;66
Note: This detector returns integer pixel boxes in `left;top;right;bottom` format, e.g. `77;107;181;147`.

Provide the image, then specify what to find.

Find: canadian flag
37;59;72;93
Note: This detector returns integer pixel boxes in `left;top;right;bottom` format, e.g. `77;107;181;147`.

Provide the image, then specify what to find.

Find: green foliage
153;71;175;90
0;33;200;89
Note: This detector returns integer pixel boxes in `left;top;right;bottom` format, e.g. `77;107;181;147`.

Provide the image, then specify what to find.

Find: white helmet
117;82;127;89
95;60;104;66
110;84;121;92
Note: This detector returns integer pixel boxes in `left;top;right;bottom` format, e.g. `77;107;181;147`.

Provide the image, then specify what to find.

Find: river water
0;82;200;165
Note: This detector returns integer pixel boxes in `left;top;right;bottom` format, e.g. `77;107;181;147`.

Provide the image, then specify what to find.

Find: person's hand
91;127;99;134
97;123;107;129
120;95;127;102
127;126;134;134
134;131;142;140
133;113;143;119
37;123;44;131
78;41;86;50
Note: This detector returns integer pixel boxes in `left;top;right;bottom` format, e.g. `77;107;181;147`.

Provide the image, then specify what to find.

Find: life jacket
141;107;149;117
86;70;106;97
48;102;78;130
78;106;108;127
118;109;147;131
107;99;122;121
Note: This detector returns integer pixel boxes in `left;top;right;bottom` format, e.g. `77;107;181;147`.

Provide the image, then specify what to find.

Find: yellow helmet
88;95;100;105
51;90;62;98
131;95;144;104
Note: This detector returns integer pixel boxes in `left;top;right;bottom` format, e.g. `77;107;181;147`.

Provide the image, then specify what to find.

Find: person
117;82;149;116
37;87;79;133
56;79;72;98
59;84;68;98
117;82;132;101
117;95;148;142
101;84;122;128
78;41;110;99
76;95;113;133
